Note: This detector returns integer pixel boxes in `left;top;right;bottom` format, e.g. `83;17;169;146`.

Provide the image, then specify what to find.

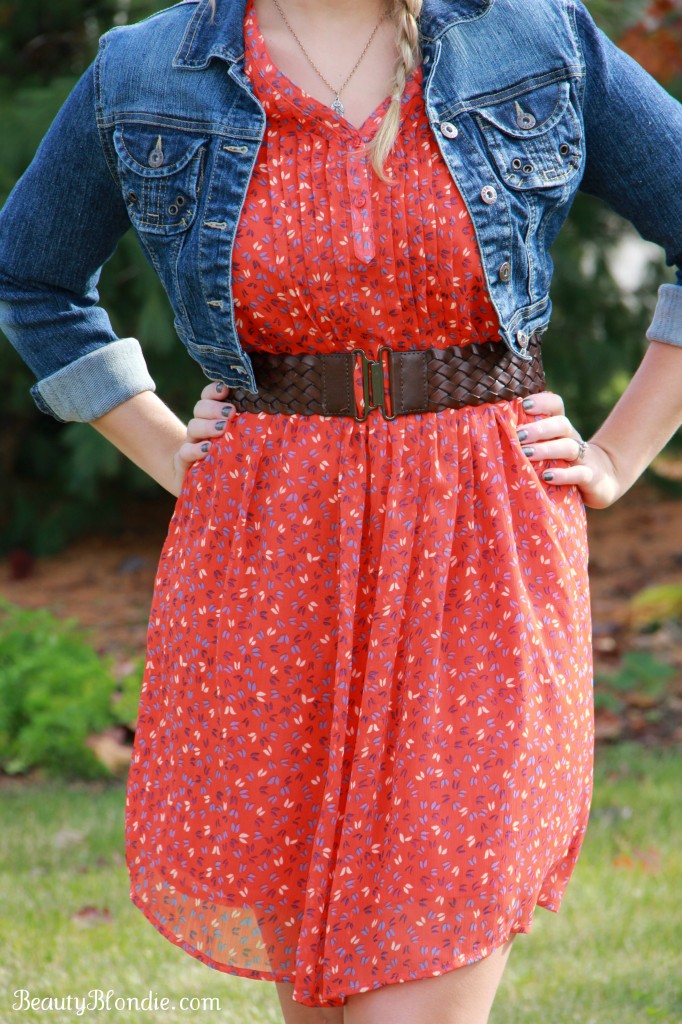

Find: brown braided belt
226;334;545;421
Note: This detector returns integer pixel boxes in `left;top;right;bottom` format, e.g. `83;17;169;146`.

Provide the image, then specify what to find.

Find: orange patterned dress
124;0;594;1008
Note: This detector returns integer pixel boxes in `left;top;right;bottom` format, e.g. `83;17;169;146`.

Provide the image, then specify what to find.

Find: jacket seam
93;36;123;190
420;0;495;42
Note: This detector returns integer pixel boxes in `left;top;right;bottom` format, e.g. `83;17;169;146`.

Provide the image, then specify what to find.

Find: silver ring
575;438;588;461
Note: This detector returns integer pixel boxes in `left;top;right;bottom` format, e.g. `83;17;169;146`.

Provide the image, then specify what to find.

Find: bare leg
275;983;345;1024
343;936;516;1024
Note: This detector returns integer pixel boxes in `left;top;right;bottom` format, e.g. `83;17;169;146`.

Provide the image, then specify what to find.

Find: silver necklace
270;0;387;117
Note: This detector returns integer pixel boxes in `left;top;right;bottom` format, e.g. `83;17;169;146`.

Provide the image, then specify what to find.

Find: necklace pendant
331;95;345;117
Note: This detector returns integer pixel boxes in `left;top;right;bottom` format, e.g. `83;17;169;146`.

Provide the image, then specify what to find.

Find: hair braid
368;0;423;181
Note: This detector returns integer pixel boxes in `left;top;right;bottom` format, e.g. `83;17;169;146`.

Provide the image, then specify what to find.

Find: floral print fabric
124;0;594;1008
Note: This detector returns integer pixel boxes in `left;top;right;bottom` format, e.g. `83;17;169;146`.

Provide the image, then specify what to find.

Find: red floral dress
124;0;594;1009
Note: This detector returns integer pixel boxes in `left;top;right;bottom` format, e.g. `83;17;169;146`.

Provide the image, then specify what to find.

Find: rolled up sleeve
0;59;156;423
574;1;682;349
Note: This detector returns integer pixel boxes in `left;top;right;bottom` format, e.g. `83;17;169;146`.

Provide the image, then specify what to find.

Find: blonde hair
369;0;423;181
208;0;422;178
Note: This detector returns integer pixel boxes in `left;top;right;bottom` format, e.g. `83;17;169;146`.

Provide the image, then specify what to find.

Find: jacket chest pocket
113;125;209;235
472;78;582;191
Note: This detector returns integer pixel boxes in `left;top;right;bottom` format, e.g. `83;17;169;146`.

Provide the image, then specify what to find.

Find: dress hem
129;886;563;1009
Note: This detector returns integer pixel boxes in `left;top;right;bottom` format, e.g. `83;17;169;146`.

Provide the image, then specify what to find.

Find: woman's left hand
518;391;622;509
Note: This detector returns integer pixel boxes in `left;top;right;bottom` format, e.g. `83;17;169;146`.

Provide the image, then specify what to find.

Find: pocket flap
474;80;571;139
113;126;208;177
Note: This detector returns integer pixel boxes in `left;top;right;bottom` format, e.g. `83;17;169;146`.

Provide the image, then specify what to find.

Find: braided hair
369;0;423;180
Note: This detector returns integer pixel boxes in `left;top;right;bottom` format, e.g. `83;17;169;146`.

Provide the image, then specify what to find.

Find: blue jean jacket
1;0;681;422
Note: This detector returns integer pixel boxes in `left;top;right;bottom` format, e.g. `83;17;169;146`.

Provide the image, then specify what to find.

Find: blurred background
0;4;681;1023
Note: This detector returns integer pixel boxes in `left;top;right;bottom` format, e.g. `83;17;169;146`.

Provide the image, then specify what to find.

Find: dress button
353;194;367;209
440;121;458;139
480;185;498;205
499;261;511;283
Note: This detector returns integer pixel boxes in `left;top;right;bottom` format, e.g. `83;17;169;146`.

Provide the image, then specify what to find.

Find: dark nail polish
215;382;225;394
200;442;210;453
222;404;235;417
215;420;226;430
543;471;554;482
517;429;528;442
522;398;535;410
522;446;535;457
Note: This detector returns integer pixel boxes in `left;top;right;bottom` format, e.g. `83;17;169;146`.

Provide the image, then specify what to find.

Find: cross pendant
331;95;345;117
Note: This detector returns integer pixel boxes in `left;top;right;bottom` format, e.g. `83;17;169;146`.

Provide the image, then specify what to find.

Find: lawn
0;742;680;1024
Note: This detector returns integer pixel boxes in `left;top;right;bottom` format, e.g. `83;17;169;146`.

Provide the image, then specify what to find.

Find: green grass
0;743;680;1023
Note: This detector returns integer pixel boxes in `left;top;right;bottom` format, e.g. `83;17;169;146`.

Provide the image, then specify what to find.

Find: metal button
516;330;530;350
517;112;537;130
148;137;165;168
559;143;571;157
440;121;459;139
168;204;179;216
480;185;498;205
499;262;511;283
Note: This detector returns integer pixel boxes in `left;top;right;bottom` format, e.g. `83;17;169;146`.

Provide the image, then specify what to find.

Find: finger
191;398;237;420
186;412;235;442
200;380;230;401
517;414;580;445
520;391;565;417
175;439;213;468
540;463;595;487
520;437;585;463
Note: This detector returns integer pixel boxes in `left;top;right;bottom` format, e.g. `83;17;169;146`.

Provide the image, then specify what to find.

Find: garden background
0;1;681;1022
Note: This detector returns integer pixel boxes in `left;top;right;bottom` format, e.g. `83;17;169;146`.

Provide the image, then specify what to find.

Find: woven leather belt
226;335;545;420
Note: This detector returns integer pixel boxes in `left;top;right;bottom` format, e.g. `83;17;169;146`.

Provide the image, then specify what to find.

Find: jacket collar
173;0;493;69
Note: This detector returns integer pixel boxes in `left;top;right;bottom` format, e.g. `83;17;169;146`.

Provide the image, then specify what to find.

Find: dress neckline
243;0;422;144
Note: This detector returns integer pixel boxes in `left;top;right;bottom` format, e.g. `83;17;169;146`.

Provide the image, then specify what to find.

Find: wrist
90;391;187;494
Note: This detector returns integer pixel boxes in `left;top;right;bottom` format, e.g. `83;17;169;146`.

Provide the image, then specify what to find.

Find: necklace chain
269;0;387;117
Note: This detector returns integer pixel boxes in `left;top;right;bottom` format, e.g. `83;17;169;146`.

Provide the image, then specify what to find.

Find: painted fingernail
215;420;226;430
215;382;225;394
222;404;235;417
517;429;528;442
522;398;535;410
543;471;554;482
522;446;535;457
200;442;210;453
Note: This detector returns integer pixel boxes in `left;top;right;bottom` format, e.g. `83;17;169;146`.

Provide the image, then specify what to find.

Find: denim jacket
1;0;682;423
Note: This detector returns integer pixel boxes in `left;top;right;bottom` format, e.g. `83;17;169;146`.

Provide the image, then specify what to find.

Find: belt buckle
351;346;397;422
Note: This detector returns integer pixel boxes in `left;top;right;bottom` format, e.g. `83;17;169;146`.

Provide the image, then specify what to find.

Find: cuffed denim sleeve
0;61;156;423
574;1;682;349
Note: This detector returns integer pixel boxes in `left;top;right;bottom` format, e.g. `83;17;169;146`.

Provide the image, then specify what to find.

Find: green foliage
595;651;676;714
0;599;142;778
543;194;669;439
629;582;682;630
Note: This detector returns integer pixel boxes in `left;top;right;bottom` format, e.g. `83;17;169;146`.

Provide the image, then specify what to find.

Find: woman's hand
171;381;235;492
517;391;623;509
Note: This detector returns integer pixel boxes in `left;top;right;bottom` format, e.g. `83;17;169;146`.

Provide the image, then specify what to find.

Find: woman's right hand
171;381;236;492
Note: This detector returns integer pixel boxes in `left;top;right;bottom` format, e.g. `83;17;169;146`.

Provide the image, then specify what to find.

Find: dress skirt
124;1;594;1008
